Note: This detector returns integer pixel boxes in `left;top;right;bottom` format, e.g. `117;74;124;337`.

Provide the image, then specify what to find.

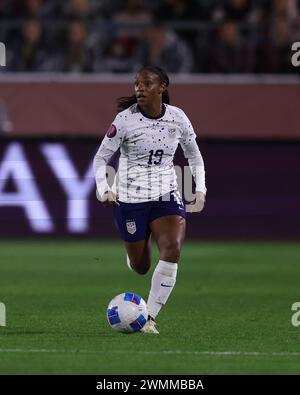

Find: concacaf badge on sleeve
106;124;117;138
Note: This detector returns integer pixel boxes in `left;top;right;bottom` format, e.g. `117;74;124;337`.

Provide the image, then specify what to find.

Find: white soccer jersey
94;103;206;203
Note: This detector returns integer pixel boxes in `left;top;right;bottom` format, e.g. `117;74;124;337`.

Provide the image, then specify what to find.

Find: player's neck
138;102;164;119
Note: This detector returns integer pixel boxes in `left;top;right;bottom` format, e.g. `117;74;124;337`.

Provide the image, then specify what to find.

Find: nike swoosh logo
161;283;173;287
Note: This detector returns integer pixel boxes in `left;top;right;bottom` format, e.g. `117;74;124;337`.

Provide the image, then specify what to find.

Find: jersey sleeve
93;113;125;198
179;110;207;195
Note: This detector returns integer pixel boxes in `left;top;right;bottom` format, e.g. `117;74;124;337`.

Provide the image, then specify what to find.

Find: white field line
0;349;299;357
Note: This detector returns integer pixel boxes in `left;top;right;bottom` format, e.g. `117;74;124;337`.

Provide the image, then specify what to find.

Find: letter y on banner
0;302;6;326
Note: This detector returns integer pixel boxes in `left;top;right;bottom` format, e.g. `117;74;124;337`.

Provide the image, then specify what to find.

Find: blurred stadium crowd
0;0;300;74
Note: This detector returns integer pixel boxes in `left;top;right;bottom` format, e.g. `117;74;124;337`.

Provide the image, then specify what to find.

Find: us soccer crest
126;220;136;234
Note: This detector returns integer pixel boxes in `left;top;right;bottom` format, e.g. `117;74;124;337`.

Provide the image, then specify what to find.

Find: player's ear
159;83;167;94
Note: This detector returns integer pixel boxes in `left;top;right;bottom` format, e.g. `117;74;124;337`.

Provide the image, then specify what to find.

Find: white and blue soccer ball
107;292;148;333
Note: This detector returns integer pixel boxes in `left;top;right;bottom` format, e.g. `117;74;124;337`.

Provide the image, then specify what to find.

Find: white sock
126;254;133;271
147;260;178;320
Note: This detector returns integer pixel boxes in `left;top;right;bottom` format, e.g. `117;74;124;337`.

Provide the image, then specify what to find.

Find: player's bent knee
134;266;150;275
161;241;181;263
132;263;150;275
130;259;151;275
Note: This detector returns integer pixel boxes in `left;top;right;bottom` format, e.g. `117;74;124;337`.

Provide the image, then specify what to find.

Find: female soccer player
94;66;206;334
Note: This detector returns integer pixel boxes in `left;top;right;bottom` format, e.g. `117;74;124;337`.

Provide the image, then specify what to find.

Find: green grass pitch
1;240;300;374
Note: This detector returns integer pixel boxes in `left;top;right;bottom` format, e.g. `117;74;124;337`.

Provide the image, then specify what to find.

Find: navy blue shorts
113;190;186;242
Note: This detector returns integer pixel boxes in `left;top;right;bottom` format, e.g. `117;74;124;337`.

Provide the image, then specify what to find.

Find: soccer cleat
140;317;159;334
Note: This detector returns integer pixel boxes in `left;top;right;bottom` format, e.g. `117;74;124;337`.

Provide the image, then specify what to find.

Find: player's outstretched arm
180;134;207;213
93;117;124;206
178;111;207;213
